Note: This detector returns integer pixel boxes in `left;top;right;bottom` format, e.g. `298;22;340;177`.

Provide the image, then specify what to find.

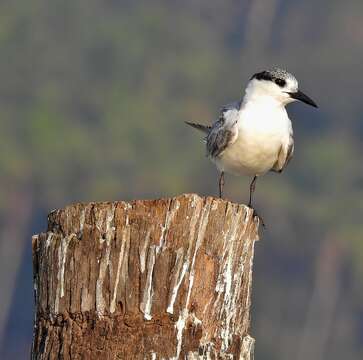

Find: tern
186;68;318;223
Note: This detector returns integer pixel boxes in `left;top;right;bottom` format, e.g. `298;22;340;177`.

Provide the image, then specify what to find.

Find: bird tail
185;121;211;134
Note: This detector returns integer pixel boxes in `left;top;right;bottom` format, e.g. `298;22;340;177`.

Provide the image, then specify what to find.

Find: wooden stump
31;194;259;359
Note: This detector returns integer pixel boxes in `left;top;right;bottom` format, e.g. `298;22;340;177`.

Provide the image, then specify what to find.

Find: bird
186;67;318;224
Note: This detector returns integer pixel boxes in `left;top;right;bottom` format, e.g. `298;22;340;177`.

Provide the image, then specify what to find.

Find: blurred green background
1;0;363;359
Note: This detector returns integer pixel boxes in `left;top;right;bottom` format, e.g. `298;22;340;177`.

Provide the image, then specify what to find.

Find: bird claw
250;207;266;228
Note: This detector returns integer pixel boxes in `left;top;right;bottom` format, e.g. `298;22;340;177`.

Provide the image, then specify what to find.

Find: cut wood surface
31;193;260;359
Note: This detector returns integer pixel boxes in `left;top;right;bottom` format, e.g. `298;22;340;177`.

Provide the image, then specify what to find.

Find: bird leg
248;175;265;228
218;172;225;198
248;176;257;208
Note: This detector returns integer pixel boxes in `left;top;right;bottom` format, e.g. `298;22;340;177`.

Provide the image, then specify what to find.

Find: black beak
289;90;318;108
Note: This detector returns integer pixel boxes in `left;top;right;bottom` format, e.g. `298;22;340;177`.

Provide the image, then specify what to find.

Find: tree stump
31;194;259;359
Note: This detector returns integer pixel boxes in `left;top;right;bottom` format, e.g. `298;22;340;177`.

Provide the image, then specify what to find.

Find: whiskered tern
186;68;318;224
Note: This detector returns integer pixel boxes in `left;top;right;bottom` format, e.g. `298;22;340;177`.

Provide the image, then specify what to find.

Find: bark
32;193;259;359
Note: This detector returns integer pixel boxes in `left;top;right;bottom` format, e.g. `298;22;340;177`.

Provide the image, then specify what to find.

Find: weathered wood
31;194;259;359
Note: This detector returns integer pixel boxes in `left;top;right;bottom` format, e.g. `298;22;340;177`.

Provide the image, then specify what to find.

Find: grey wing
206;102;240;158
272;137;294;173
285;139;294;167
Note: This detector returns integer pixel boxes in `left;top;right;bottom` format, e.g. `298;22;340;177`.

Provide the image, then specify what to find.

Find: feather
184;121;211;134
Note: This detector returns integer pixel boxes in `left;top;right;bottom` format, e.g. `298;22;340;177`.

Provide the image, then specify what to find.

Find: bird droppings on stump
32;193;259;359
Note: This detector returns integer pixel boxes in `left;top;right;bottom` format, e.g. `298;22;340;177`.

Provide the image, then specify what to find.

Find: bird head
246;68;318;108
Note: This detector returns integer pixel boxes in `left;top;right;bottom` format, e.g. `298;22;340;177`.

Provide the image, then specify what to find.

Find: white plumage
215;95;293;176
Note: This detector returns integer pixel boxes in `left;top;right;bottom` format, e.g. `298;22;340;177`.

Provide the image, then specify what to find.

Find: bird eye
275;78;286;87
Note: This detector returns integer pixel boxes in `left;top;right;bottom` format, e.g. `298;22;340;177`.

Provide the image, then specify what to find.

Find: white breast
215;102;292;176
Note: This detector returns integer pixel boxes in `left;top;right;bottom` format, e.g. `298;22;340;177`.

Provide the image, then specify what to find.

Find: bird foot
249;207;266;228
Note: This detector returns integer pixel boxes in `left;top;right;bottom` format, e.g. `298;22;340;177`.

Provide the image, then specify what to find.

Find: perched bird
186;68;318;223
